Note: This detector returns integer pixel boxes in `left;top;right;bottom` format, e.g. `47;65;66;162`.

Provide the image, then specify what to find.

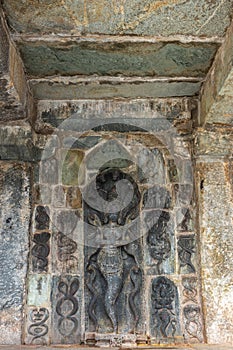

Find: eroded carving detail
28;308;49;344
182;277;198;304
32;232;51;272
178;235;195;273
57;231;78;262
35;206;50;230
147;211;171;274
183;305;203;342
151;277;177;338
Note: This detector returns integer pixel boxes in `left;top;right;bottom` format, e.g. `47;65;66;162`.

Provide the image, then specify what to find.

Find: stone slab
0;162;31;344
3;0;233;37
18;41;218;78
196;162;233;344
30;79;201;100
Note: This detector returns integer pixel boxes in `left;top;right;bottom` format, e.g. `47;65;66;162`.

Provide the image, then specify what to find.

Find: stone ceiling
0;1;233;113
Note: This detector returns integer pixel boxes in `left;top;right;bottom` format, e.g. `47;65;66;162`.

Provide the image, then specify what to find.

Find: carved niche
84;168;143;335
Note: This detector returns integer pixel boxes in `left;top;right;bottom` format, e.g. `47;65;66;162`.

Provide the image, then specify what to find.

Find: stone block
197;161;233;344
18;41;217;78
27;274;51;307
52;185;66;208
142;186;171;209
0;162;31;344
32;79;201;100
176;208;194;232
65;187;82;209
4;0;232;37
24;306;50;345
51;275;81;344
62;149;85;186
177;234;197;274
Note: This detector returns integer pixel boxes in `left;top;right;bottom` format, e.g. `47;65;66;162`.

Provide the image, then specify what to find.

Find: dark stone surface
143;186;172;209
0;162;30;343
150;276;181;340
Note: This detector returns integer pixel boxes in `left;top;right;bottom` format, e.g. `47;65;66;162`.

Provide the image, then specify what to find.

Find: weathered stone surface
36;98;193;134
27;274;51;307
0;15;25;121
62;149;85;186
200;18;233;125
197;161;233;344
0;162;30;344
194;128;233;157
3;0;232;37
18;41;217;78
31;79;202;100
0;123;44;162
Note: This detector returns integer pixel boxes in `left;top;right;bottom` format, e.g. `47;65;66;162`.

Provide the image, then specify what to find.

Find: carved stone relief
26;129;204;346
178;235;196;273
51;276;81;344
150;277;181;341
26;307;49;345
32;232;51;273
84;168;143;336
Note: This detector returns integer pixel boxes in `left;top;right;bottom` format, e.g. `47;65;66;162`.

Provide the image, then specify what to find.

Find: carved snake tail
86;266;98;329
104;275;122;333
129;266;142;331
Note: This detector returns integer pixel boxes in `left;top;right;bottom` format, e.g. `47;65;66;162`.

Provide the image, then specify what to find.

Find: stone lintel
29;77;202;100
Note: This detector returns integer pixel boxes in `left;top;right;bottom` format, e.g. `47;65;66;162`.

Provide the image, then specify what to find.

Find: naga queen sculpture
84;168;143;335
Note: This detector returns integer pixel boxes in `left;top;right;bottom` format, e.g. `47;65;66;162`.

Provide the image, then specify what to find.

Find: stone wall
0;96;232;346
22;98;204;346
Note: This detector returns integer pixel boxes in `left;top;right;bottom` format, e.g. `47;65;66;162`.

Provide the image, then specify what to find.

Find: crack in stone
196;0;226;35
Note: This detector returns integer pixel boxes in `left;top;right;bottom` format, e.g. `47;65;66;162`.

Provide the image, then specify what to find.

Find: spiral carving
56;278;79;337
28;308;49;344
32;232;51;272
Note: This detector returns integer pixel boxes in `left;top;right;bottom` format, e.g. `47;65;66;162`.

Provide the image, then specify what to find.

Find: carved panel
144;210;174;275
176;208;193;232
35;205;50;230
182;277;198;304
181;277;203;343
52;210;80;274
31;232;51;272
51;276;81;344
178;235;196;274
26;307;49;345
183;305;203;342
146;211;171;274
143;186;171;209
150;277;181;340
